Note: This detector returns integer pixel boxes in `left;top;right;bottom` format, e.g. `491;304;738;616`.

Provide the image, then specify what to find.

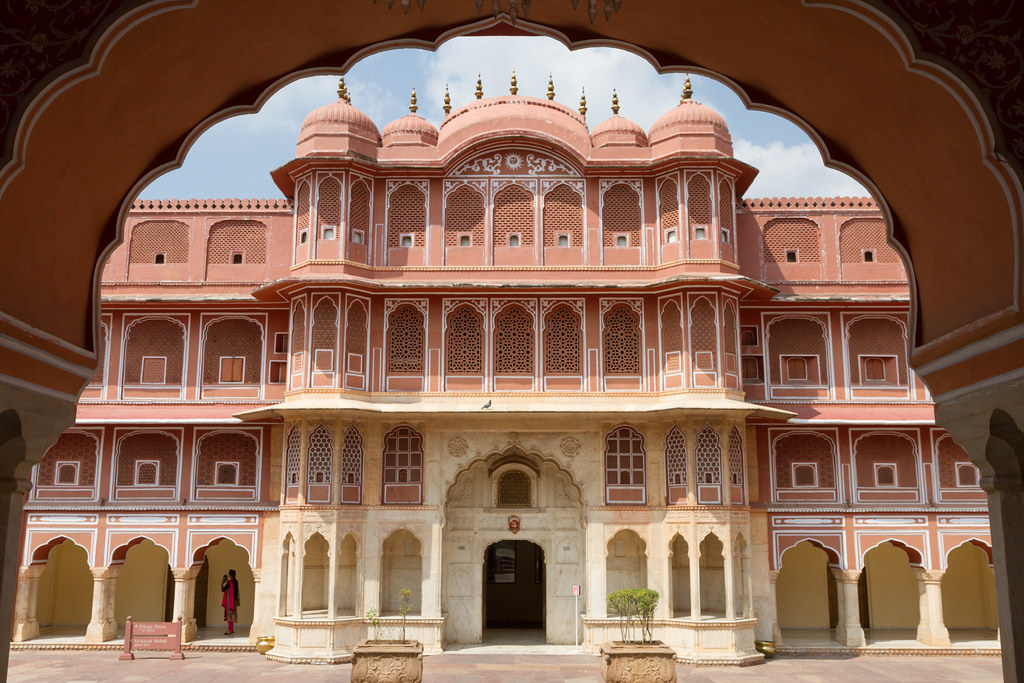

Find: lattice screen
445;305;484;374
854;434;916;487
661;302;682;372
543;184;583;247
603;305;641;375
602;184;641;247
116;432;177;486
341;426;363;485
494;306;534;374
382;426;423;486
349;180;371;242
496;470;531;507
687;175;711;230
689;298;717;372
695;425;720;484
89;325;107;385
605;426;645;486
767;317;827;384
445;186;485;247
724;301;738;373
543;305;581;374
936;435;971;488
774;432;835;488
285;427;300;485
387;305;425;372
290;304;306;374
307;424;333;484
493;185;535;247
311;298;338;372
295;181;311;245
718;180;734;236
202;318;262;384
129;220;189;264
840;218;897;263
124;318;185;384
665;426;686;486
763;218;820;263
37;432;97;486
659;179;679;237
196;432;257;486
728;427;744;486
387;184;426;248
207;220;267;264
847;317;907;384
318;177;342;236
345;302;367;360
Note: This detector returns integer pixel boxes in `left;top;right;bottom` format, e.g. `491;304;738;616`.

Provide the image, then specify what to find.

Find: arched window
445;185;485;247
195;432;258;488
387;305;425;373
728;426;744;492
89;323;108;386
695;425;721;485
763;218;820;263
659;178;679;242
494;305;534;375
846;316;907;386
340;426;363;503
689;297;717;375
496;470;531;507
382;426;424;504
718;179;734;242
543;305;582;375
840;218;898;263
543;184;583;247
687;175;711;236
285;426;300;488
116;432;178;491
349;179;371;245
767;317;828;386
295;180;311;247
445;305;484;375
602;304;641;375
602;183;641;248
387;184;427;249
317;176;341;237
605;426;646;504
854;433;917;490
724;300;739;377
36;432;98;488
773;432;836;491
207;220;267;265
202;318;262;385
661;301;683;373
289;302;306;380
494;185;535;247
665;426;687;504
123;318;185;385
129;220;188;264
345;301;367;361
311;298;338;373
936;435;978;491
306;424;333;503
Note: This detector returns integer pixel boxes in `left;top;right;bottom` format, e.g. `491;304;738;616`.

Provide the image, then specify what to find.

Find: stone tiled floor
9;650;1004;682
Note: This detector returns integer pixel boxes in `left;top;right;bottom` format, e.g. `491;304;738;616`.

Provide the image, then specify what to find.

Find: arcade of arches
1;0;1024;679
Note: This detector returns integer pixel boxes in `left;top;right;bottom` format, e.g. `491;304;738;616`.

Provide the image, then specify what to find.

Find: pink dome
300;99;380;139
648;99;731;152
296;90;381;158
381;113;439;146
437;96;592;157
591;114;648;148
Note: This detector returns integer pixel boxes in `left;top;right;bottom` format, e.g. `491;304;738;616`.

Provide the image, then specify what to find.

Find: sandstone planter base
600;641;677;683
350;639;423;683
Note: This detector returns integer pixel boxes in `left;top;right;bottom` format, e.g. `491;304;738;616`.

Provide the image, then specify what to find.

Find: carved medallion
447;436;468;458
508;515;521;534
560;436;581;457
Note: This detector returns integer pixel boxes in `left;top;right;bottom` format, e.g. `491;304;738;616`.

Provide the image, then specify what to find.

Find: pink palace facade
11;78;997;664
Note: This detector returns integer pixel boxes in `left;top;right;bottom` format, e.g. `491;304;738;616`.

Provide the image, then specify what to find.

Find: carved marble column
688;537;701;621
767;569;783;645
85;567;120;643
831;568;866;647
12;565;45;642
171;567;199;642
915;569;951;646
248;568;263;644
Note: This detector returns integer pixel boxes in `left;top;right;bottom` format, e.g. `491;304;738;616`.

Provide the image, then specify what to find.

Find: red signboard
120;616;184;661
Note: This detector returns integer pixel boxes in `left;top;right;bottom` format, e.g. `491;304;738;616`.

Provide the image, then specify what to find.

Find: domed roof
648;79;731;153
295;78;381;158
437;95;592;156
381;90;438;146
591;92;648;148
299;100;380;140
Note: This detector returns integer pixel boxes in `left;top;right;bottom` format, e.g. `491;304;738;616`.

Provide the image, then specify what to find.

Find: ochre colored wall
776;541;829;629
865;542;919;629
942;544;998;629
36;541;92;626
114;540;170;623
203;541;255;627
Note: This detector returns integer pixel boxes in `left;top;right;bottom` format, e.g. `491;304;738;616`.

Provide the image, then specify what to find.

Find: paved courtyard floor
9;649;1004;682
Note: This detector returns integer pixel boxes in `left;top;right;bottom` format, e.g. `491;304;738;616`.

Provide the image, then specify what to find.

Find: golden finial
611;89;619;115
510;69;518;95
682;75;693;102
443;85;452;116
409;86;418;113
337;75;351;104
579;88;587;117
547;74;555;100
475;74;483;100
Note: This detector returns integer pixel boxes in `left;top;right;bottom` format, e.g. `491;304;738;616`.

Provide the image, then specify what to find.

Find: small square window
741;356;762;382
666;230;678;244
322;226;336;240
793;463;817;487
274;333;288;354
56;462;79;485
557;234;569;247
220;356;244;383
269;360;287;384
740;326;758;347
956;463;978;487
154;253;165;264
352;230;364;244
509;234;520;247
864;250;874;263
616;235;628;247
787;357;807;381
785;250;798;263
874;464;897;487
400;235;413;248
231;253;243;264
216;462;239;486
140;356;167;384
459;235;471;247
864;357;886;381
721;229;730;243
300;231;308;244
694;226;707;240
135;460;159;486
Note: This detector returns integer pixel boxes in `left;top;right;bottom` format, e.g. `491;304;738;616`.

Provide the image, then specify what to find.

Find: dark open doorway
484;540;544;631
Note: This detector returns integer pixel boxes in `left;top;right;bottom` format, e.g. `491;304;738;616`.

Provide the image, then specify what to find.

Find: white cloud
734;139;869;199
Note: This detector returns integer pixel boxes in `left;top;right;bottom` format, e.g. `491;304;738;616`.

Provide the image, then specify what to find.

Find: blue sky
141;36;868;200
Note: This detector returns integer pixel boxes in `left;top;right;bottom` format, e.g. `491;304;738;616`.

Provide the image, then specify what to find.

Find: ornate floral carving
447;436;468;458
452;151;580;177
560;436;581;457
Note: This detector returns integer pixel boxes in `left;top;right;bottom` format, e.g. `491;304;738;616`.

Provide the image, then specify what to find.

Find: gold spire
475;74;483;100
579;88;587;117
611;89;619;115
443;85;452;116
547;74;555;100
681;75;693;102
409;86;418;113
337;75;351;104
510;69;518;95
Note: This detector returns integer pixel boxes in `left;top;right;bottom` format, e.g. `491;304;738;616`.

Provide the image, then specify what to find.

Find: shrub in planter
352;587;423;683
601;588;676;683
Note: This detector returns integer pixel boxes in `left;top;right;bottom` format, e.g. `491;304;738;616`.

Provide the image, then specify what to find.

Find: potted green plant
600;588;677;683
351;587;423;683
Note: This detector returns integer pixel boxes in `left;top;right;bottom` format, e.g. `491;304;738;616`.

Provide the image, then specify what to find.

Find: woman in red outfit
221;569;239;635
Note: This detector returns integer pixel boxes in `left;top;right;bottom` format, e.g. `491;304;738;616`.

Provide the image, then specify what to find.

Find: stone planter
600;641;677;683
351;639;423;683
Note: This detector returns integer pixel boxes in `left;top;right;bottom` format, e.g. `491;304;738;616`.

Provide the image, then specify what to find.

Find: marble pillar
171;567;199;642
915;569;951;646
12;565;45;642
249;568;263;644
832;568;866;647
85;567;120;643
767;570;783;645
